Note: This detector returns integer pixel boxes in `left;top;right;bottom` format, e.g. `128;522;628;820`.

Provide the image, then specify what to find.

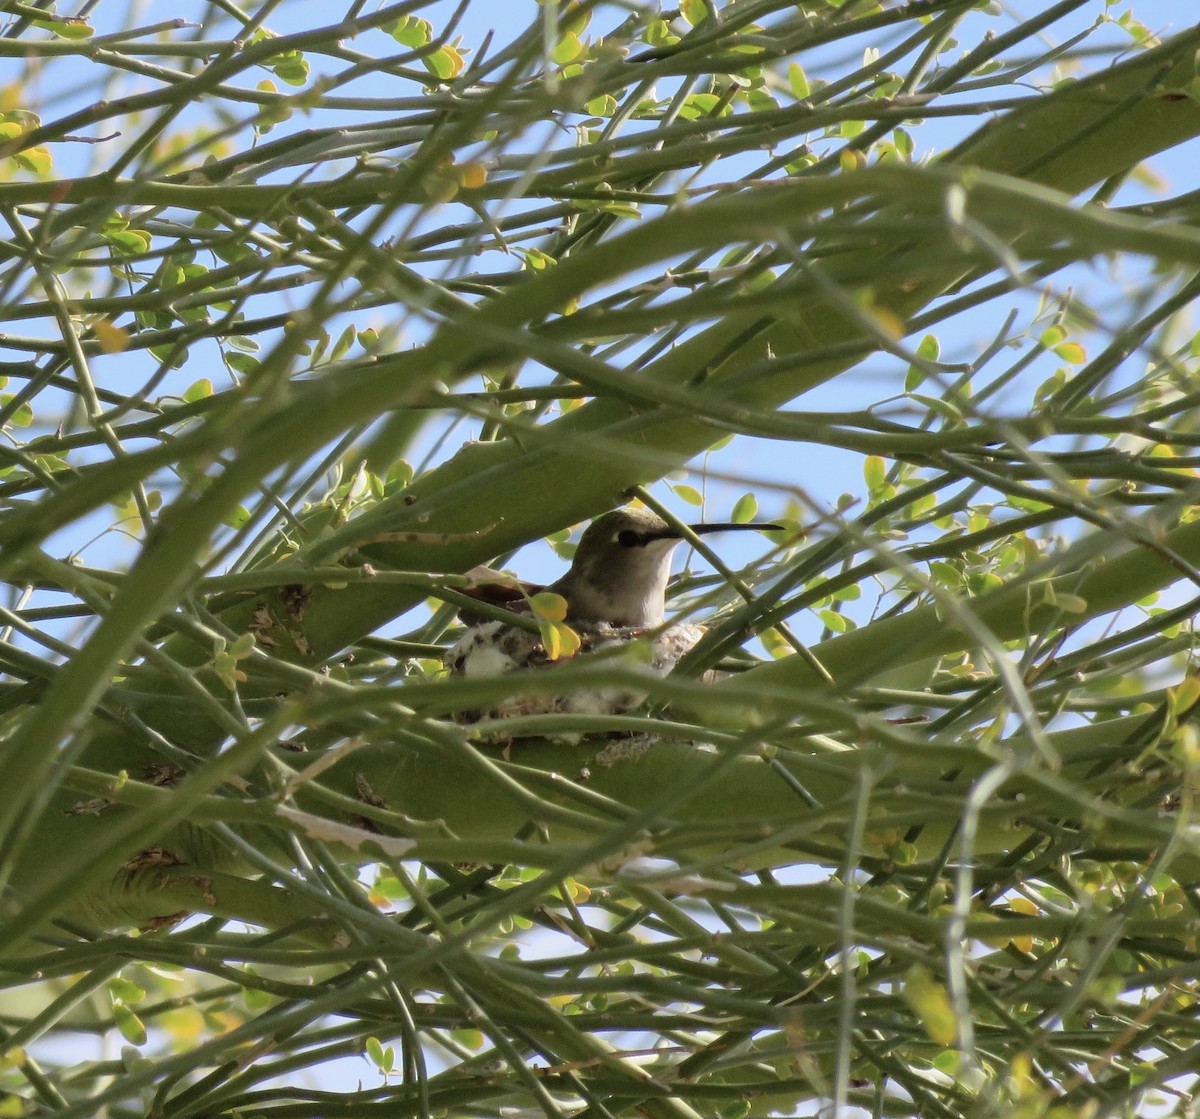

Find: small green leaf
423;44;463;80
269;52;309;86
243;984;271;1010
540;619;581;660
1054;341;1086;364
787;62;810;99
107;978;146;1003
183;378;213;402
389;16;431;47
585;94;617;117
863;455;887;491
817;609;850;632
107;230;151;255
551;31;583;64
929;561;962;587
520;248;556;271
34;15;93;38
730;493;758;523
673;484;703;506
901;966;957;1046
326;326;352;365
112;1003;147;1046
13;145;52;174
386;460;413;490
530;592;568;622
1;397;33;428
226;353;259;376
229;632;257;658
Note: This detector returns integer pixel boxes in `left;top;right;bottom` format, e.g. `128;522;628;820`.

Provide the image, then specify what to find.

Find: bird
445;506;779;735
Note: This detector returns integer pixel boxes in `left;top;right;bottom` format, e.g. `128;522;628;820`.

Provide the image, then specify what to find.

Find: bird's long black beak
686;521;784;536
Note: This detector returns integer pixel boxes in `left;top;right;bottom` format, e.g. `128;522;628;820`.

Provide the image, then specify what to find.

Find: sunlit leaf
901;966;957;1046
530;592;568;621
112;1003;147;1046
94;320;130;354
731;492;758;522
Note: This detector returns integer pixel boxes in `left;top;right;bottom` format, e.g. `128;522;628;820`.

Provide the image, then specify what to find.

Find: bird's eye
617;529;641;548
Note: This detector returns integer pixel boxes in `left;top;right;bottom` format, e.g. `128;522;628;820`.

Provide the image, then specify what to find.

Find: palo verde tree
1;1;1199;1116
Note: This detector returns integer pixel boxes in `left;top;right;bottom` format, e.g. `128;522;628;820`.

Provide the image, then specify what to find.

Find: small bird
446;507;779;733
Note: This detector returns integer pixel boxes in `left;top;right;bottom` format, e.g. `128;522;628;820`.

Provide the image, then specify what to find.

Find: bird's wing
456;566;544;624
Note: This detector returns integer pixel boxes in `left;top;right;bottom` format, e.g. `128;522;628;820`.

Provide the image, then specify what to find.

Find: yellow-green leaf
94;320;130;354
530;592;569;622
112;1003;147;1046
423;44;463;80
12;146;52;174
551;31;583;64
1054;341;1086;364
731;493;758;523
183;378;213;402
901;966;957;1046
1;397;33;428
107;229;151;255
788;62;810;99
540;619;581;661
863;455;887;491
390;16;430;46
34;15;93;38
107;977;146;1003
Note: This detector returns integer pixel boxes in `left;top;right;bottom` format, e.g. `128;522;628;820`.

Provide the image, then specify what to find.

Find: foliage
1;1;1199;1116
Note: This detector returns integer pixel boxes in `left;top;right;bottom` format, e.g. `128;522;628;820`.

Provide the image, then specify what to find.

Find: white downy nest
445;620;709;736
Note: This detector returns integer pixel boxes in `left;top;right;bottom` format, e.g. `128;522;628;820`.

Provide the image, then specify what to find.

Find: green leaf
12;145;52;174
183;379;213;402
551;32;583;65
901;966;957;1046
107;978;146;1003
540;619;581;660
389;16;431;47
731;493;758;523
223;505;251;529
386;460;413;490
107;230;151;255
1;397;33;428
817;609;850;632
112;1003;147;1046
331;324;356;363
226;353;260;376
863;456;887;492
34;15;93;38
529;592;568;621
423;45;463;80
787;62;810;99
